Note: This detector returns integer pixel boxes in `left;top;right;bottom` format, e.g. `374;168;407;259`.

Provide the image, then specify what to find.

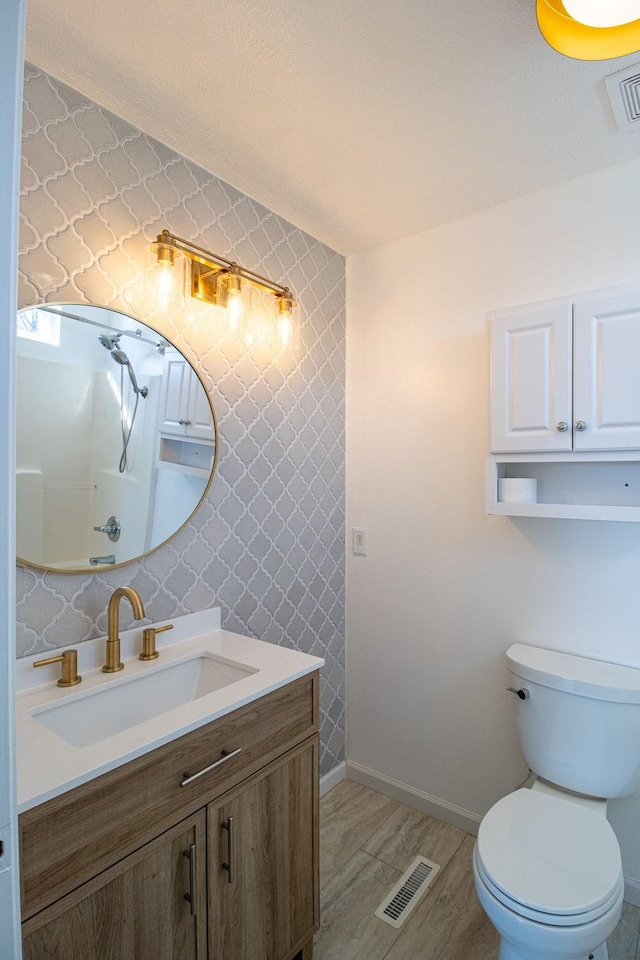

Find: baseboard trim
344;763;640;907
346;760;482;836
624;876;640;907
320;761;346;798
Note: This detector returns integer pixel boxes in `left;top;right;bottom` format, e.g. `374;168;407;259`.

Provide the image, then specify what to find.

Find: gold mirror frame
16;303;219;574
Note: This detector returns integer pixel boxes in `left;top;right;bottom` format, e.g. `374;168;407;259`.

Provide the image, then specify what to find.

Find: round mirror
16;304;218;572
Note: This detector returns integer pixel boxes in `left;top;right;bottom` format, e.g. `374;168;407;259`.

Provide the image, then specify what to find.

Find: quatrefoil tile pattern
17;65;346;775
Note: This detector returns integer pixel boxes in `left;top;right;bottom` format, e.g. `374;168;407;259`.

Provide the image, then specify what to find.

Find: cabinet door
573;291;640;451
186;370;215;441
490;303;573;452
22;811;207;960
208;738;319;960
159;354;192;435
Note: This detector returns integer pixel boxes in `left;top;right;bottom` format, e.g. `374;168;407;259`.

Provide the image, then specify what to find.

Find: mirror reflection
16;304;217;572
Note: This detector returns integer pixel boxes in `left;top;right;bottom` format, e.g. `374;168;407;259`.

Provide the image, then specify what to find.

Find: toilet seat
476;789;622;926
474;847;624;927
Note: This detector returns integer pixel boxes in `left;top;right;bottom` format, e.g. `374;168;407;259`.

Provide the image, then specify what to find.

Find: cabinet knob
178;418;192;426
555;421;569;433
574;420;587;432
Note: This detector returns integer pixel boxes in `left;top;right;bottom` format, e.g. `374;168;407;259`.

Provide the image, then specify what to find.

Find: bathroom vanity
16;610;322;960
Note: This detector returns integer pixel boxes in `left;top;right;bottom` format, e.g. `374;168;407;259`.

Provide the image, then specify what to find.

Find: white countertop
16;608;323;814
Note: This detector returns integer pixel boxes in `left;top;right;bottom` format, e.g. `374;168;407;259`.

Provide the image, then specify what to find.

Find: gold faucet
103;587;146;673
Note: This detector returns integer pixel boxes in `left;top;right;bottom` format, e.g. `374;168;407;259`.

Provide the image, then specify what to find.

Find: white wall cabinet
491;288;640;454
159;352;215;443
488;284;640;522
573;291;640;452
490;302;572;453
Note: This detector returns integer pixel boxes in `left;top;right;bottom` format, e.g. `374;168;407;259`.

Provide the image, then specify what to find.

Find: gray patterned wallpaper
17;65;345;774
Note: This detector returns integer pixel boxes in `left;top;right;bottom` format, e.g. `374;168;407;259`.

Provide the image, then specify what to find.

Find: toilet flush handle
507;687;530;700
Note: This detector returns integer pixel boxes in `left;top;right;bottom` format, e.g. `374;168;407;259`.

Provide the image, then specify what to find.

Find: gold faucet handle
33;649;82;687
139;623;173;661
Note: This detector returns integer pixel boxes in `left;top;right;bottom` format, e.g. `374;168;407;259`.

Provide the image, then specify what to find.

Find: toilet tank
506;644;640;799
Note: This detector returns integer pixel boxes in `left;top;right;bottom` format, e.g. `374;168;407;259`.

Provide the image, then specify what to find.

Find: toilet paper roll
498;477;537;503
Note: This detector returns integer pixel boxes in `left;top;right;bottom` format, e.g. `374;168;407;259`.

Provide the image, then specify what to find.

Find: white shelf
157;435;214;479
488;500;640;523
156;459;211;480
486;453;640;523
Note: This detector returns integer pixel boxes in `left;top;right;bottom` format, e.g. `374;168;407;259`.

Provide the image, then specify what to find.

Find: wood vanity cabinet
19;672;320;960
22;812;208;960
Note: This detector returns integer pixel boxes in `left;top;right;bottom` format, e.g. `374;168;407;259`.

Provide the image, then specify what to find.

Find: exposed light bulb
155;262;175;312
276;295;298;351
226;289;246;331
562;0;640;27
224;273;245;332
151;232;180;313
278;313;293;350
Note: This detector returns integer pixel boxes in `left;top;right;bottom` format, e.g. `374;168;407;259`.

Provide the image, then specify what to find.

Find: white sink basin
31;653;257;748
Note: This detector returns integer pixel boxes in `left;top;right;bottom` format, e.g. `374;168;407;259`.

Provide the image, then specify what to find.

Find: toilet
473;643;640;960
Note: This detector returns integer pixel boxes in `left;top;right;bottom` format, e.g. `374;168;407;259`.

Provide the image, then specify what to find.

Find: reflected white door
160;354;192;435
186;373;215;442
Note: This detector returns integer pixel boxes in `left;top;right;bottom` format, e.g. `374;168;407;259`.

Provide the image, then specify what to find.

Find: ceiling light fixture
537;0;640;58
151;230;299;350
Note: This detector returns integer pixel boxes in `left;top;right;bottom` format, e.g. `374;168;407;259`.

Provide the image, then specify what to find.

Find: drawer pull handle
180;747;242;787
183;843;198;916
222;816;235;883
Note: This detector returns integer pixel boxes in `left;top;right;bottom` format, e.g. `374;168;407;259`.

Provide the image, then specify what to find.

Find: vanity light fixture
537;0;640;58
151;230;300;350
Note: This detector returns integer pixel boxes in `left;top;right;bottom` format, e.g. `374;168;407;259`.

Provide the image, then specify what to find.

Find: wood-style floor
315;779;640;960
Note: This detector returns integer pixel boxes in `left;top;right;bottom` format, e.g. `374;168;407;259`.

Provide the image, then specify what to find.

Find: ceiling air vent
605;63;640;132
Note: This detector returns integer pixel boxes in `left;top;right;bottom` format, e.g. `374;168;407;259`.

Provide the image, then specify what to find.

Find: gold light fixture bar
151;229;295;307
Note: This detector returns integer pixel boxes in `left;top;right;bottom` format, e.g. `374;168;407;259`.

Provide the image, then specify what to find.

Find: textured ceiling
25;0;640;254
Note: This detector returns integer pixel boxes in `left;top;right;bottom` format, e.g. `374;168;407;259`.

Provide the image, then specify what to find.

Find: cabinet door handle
178;418;192;425
222;816;235;884
574;420;587;432
183;843;198;916
555;421;569;433
180;747;242;787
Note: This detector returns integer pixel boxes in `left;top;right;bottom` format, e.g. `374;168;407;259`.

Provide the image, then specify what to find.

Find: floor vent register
375;855;441;929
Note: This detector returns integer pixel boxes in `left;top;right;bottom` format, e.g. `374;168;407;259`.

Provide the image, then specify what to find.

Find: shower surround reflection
16;305;216;572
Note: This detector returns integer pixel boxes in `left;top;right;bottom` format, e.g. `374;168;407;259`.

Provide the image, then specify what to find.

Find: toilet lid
476;789;621;918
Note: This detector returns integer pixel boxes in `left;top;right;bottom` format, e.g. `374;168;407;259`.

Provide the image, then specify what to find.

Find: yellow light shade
537;0;640;58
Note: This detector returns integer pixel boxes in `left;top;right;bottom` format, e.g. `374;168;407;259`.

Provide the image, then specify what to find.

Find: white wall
0;0;26;954
346;156;640;893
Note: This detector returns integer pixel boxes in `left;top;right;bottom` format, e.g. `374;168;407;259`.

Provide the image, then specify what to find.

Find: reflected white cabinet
491;288;640;454
160;352;214;442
